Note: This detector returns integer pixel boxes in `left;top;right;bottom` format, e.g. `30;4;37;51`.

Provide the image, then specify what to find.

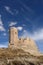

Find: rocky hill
0;48;43;65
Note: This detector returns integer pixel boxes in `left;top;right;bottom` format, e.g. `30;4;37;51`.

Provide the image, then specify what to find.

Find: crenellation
8;27;39;54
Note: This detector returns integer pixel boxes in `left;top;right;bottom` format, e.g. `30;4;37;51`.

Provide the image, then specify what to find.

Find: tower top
10;27;17;30
9;27;18;32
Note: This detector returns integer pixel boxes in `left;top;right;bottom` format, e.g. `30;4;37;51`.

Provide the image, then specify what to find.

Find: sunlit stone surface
0;27;43;65
8;27;40;55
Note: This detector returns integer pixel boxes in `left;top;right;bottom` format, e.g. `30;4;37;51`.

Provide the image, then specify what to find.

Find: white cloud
0;26;5;31
4;6;14;15
0;44;7;48
9;22;17;26
0;15;3;25
23;30;27;32
21;30;29;38
17;26;23;31
0;42;8;48
21;28;43;41
0;15;5;31
3;33;6;36
31;29;43;40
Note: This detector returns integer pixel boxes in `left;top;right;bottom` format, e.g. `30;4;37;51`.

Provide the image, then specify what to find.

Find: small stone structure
8;27;39;55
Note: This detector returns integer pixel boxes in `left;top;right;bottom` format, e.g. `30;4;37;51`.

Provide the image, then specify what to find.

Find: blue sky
0;0;43;53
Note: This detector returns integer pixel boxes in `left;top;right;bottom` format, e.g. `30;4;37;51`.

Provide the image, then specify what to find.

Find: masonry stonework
8;27;39;54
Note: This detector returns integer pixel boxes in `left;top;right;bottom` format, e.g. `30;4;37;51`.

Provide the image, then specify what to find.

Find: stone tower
8;27;39;55
8;27;18;48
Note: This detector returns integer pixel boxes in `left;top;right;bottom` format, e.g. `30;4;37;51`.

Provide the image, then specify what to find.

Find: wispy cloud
22;24;26;26
0;15;5;31
0;42;8;48
18;0;33;13
21;28;43;41
31;29;43;40
17;26;23;31
3;33;6;36
14;9;19;15
22;3;33;13
0;44;7;48
4;6;14;15
9;22;17;26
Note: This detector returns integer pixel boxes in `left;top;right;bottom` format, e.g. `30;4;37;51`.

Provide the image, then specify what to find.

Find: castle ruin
8;27;39;55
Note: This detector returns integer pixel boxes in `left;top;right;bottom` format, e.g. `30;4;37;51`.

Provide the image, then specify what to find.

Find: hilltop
0;27;43;65
0;48;43;65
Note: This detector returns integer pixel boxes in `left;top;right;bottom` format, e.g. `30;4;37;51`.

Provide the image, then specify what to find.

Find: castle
8;27;39;55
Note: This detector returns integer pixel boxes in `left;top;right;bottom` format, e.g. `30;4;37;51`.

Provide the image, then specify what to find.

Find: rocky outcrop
0;27;43;65
0;48;43;65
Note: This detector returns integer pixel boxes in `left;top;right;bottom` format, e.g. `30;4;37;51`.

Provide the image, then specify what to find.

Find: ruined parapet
18;37;38;50
17;37;39;54
8;27;40;55
21;38;39;55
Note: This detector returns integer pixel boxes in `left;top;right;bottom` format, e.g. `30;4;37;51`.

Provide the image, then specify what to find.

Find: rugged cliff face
0;48;43;65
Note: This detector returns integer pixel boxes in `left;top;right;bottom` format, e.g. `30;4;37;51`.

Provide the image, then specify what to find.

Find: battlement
8;27;39;54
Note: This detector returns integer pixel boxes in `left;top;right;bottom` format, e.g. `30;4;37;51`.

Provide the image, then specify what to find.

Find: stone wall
8;27;39;54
